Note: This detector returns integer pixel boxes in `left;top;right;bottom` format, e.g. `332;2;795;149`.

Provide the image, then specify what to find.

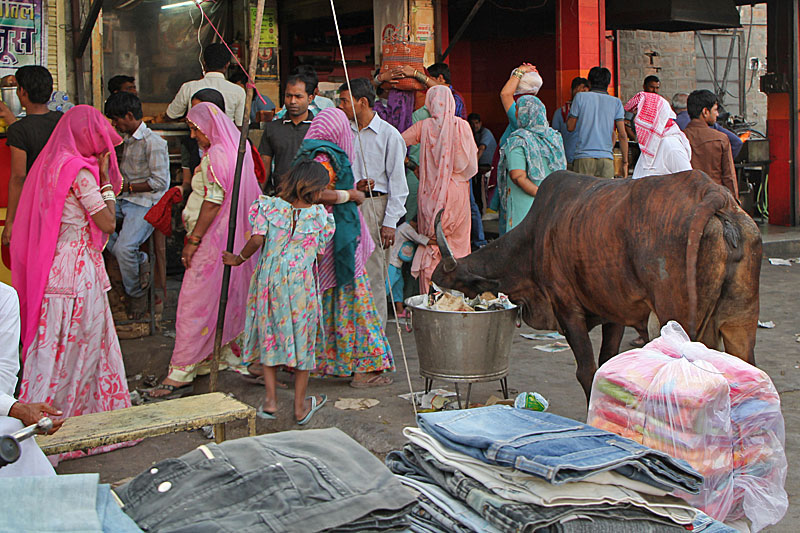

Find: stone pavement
55;260;800;531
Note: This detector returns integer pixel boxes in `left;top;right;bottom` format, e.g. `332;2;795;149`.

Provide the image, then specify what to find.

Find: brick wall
617;5;767;133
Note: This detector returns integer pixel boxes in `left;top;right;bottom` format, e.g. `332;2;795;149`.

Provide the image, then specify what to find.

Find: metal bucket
405;294;518;383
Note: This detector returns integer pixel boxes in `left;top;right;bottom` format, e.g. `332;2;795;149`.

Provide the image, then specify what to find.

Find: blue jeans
116;429;415;532
0;473;142;532
107;200;153;299
469;186;487;248
417;406;702;493
390;443;688;533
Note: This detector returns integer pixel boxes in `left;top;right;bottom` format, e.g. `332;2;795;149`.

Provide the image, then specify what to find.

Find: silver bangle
101;191;116;202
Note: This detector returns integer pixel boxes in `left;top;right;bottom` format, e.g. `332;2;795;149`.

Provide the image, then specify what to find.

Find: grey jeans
116;429;415;532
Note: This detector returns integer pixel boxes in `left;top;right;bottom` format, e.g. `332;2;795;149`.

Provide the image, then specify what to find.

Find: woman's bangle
237;253;247;264
187;234;202;246
100;183;113;192
101;191;116;202
512;68;524;79
334;190;349;204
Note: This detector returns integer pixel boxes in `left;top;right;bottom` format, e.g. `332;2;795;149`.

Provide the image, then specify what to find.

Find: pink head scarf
171;102;262;367
11;105;123;356
303;107;354;159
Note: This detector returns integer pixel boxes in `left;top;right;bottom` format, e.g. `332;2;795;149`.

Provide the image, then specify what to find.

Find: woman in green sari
497;95;566;232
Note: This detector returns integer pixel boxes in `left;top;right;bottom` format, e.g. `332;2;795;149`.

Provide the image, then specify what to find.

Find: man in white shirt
338;78;409;326
166;43;246;126
0;283;59;477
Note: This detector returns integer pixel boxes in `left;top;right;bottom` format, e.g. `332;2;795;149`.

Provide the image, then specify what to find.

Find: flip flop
256;405;277;420
297;395;327;425
147;383;193;401
350;374;394;389
240;374;289;389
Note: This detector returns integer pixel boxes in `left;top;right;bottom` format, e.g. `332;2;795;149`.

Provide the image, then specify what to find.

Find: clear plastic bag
588;321;787;531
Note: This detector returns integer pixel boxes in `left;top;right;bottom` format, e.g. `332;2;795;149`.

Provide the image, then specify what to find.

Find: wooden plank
36;393;256;455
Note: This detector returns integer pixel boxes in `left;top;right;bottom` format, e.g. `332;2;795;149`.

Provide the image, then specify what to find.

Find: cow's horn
435;209;457;272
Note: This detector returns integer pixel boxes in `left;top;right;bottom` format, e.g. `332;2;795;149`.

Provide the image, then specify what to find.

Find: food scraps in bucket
425;283;515;312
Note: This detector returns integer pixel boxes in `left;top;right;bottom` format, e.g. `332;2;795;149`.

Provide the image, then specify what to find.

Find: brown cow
432;170;762;400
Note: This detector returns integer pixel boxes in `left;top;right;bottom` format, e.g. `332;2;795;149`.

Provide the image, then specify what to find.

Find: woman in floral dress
294;108;395;388
11;106;133;463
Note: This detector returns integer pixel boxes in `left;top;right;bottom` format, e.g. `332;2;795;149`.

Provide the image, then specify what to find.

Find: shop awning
605;0;742;32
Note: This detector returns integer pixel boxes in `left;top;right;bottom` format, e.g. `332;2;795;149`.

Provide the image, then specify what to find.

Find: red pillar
556;0;612;107
763;0;799;226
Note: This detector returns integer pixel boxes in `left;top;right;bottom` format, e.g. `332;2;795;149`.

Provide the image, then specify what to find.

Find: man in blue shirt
567;67;628;178
552;77;589;169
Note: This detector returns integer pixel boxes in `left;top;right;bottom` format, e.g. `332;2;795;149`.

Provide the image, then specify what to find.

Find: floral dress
20;169;133;464
313;159;395;377
243;196;334;370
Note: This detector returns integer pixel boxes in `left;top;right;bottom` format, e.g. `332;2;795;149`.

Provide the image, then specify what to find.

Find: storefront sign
251;6;277;48
251;5;278;80
0;0;45;76
416;23;431;42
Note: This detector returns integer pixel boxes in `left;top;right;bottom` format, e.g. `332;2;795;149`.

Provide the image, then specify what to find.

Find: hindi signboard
0;0;46;77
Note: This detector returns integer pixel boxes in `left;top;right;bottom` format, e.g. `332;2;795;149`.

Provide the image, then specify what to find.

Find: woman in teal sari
497;95;566;232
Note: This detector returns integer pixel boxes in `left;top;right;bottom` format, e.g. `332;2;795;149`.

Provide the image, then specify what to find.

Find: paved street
57;259;800;531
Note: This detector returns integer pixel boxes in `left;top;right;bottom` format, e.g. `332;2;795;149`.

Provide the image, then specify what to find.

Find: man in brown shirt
683;89;738;196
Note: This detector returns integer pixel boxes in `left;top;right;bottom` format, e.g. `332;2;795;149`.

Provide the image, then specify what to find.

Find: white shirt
632;135;693;179
350;113;408;228
0;282;20;417
167;72;246;126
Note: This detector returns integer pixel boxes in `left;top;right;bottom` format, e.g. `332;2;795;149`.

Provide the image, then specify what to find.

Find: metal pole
208;0;266;393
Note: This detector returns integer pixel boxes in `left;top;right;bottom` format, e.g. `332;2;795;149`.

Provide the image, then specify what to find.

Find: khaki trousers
360;195;390;326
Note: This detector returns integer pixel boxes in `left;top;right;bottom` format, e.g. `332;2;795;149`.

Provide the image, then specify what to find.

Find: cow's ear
460;272;501;294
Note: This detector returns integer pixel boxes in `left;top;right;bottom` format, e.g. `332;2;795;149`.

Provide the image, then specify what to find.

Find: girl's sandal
147;383;194;401
256;405;277;420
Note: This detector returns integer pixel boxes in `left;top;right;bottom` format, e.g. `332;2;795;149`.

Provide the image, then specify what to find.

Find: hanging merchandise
587;321;787;532
379;24;426;92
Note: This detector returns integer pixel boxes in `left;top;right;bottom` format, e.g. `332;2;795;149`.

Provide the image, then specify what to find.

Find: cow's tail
685;190;729;339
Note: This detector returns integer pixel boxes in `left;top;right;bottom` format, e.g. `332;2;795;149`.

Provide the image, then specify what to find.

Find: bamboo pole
209;0;266;393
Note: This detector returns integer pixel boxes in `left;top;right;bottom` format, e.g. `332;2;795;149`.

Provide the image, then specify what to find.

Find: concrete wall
617;5;767;133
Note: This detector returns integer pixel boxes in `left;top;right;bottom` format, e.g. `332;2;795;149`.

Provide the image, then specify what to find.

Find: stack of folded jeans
115;428;416;532
387;405;738;533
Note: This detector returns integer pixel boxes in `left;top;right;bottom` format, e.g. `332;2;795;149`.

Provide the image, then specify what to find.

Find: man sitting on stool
104;92;170;317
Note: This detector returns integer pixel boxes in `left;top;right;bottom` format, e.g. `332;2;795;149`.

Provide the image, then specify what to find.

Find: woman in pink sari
11;105;133;463
151;102;261;397
401;86;478;292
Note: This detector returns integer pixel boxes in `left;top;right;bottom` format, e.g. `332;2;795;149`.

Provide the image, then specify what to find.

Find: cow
432;170;762;400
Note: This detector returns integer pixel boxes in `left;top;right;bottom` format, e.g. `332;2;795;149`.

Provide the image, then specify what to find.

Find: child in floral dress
223;160;334;424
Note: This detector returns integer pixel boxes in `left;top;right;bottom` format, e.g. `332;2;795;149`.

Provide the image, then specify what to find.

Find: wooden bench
36;393;256;455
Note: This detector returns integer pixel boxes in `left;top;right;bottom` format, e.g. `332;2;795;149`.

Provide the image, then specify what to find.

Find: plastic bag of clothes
588;321;787;532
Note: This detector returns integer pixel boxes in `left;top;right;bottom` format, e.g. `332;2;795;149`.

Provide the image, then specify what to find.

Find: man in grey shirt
338;78;408;326
104;92;169;314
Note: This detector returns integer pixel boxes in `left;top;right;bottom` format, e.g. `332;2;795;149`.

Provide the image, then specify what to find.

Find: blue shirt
250;93;275;124
676;110;743;159
552;104;578;163
569;90;624;160
475;127;497;166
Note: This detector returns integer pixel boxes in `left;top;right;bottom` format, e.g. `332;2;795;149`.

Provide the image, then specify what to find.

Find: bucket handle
515;307;522;328
406;307;414;332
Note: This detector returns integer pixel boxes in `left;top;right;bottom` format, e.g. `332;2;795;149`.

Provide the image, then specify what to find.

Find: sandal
350;374;394;389
297;395;327;425
629;336;646;348
256;405;277;420
240;373;289;389
147;383;194;400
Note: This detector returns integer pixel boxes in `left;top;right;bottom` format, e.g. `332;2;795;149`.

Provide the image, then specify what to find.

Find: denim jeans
403;426;698;526
394;444;687;533
417;406;702;494
107;199;154;298
469;186;487;248
0;473;142;532
116;429;415;532
690;512;740;533
398;475;503;533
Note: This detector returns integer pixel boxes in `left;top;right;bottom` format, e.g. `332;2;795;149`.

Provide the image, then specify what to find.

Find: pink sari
11;105;123;358
401;86;478;292
170;102;261;370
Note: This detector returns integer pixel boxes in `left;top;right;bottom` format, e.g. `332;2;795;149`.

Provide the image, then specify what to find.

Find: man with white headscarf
624;91;692;179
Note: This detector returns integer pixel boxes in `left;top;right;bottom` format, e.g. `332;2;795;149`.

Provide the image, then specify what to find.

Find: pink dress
19;169;133;464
